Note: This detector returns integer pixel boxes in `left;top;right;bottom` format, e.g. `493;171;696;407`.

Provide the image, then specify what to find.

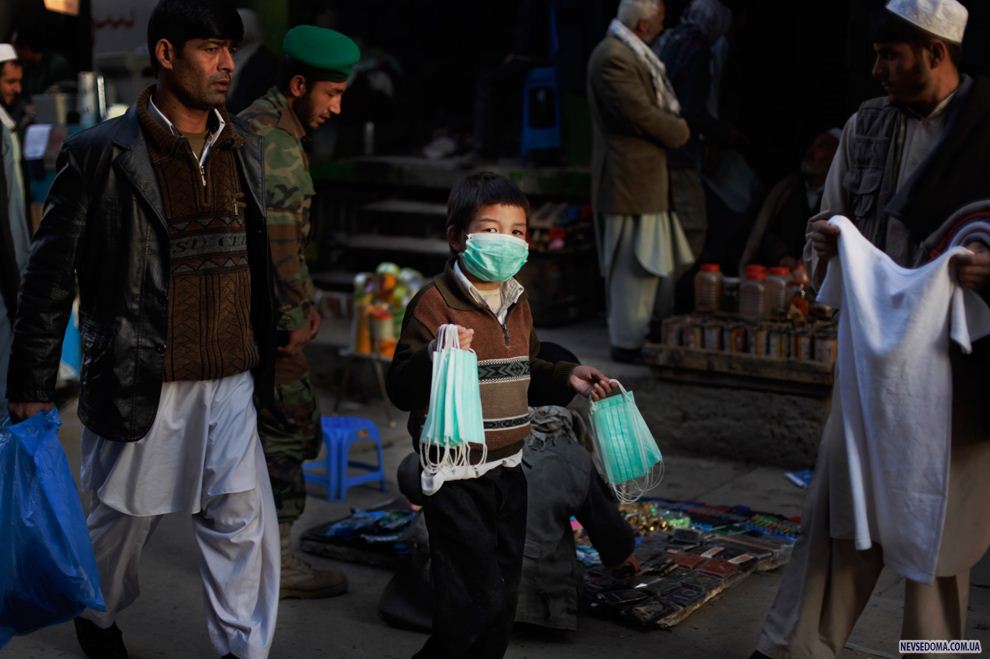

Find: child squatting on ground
386;172;614;658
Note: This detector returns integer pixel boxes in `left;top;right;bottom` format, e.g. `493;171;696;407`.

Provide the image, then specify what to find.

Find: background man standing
754;1;990;656
587;0;691;363
7;1;280;657
0;121;29;418
240;24;360;600
0;43;29;221
0;44;28;132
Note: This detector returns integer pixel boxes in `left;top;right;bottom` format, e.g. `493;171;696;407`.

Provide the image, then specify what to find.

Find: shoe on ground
74;617;128;659
610;346;642;364
280;522;348;599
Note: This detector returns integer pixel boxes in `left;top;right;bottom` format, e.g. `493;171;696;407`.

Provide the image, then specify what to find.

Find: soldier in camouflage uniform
240;25;360;599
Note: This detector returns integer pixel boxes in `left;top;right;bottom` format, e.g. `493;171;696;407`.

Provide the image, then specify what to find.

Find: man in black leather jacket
7;2;280;658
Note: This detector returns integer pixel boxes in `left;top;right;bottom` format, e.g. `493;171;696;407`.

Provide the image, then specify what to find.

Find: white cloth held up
818;215;990;583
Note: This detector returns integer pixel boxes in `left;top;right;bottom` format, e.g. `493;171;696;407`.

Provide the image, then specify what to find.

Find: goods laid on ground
300;497;800;630
578;498;798;629
300;503;419;569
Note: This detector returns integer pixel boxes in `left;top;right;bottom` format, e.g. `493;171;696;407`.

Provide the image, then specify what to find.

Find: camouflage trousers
257;354;322;524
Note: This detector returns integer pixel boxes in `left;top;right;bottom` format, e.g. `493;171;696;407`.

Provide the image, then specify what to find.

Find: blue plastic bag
0;410;105;648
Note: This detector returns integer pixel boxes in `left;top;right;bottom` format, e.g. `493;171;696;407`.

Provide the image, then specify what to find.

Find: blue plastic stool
304;416;387;501
520;66;562;158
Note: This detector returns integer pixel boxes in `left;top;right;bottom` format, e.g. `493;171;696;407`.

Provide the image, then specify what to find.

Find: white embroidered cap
885;0;968;44
0;44;16;64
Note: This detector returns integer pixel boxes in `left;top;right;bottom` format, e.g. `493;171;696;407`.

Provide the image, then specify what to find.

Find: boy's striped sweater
386;260;577;462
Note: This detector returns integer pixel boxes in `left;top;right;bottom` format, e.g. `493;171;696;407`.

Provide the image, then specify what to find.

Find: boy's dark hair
869;7;963;67
147;0;243;73
445;172;531;234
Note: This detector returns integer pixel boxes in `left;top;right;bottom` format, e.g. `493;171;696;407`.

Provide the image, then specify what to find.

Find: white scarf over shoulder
608;19;681;116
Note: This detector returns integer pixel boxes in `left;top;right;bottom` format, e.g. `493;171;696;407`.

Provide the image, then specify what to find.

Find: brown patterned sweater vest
386;262;578;464
137;90;259;381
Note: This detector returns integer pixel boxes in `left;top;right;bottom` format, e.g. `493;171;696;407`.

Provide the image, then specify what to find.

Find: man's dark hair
276;56;347;92
445;171;531;233
869;7;963;67
146;0;243;72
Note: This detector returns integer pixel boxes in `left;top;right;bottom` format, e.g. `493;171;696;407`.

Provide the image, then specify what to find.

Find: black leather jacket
7;104;276;441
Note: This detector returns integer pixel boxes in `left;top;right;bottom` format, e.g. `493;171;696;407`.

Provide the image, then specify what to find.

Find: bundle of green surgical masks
589;379;664;503
419;324;487;472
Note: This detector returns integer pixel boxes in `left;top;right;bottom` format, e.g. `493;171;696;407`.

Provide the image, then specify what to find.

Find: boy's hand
568;365;613;401
455;325;474;350
622;553;642;574
607;552;641;576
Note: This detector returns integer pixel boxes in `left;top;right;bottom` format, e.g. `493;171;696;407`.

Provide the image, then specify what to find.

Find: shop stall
641;264;836;468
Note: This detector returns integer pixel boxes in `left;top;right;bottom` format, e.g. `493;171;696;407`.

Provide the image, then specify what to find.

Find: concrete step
346;233;450;256
361;198;447;219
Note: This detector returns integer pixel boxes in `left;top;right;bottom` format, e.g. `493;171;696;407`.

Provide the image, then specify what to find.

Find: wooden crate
641;344;834;397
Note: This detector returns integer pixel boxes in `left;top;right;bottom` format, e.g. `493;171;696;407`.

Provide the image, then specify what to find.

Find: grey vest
842;97;904;254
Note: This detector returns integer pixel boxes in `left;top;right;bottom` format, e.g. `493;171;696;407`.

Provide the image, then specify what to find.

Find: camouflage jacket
239;87;315;331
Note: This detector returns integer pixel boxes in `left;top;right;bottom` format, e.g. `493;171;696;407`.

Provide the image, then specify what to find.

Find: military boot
279;522;348;599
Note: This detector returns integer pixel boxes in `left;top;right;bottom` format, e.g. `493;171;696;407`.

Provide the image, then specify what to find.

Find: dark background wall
2;0;987;185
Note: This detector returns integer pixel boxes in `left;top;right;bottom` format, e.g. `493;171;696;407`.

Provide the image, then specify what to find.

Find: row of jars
694;263;811;323
660;315;837;364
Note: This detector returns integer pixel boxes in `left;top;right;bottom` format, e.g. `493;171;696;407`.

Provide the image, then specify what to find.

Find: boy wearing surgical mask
387;171;613;658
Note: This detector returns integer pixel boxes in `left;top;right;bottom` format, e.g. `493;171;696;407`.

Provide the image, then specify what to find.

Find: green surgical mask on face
460;232;529;283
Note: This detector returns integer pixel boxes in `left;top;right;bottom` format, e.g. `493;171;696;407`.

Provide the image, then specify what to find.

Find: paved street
6;319;989;658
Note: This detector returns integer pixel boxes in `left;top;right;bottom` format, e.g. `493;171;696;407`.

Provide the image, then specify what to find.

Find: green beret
282;25;361;81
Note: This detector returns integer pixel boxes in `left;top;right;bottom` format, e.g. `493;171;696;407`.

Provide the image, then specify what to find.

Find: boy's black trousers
413;465;527;659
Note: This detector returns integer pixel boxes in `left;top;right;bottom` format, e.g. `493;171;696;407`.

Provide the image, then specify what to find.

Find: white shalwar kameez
79;370;279;659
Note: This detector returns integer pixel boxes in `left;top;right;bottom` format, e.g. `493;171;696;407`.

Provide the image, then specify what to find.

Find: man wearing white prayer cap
0;43;28;133
0;43;30;420
0;43;28;234
752;1;990;656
